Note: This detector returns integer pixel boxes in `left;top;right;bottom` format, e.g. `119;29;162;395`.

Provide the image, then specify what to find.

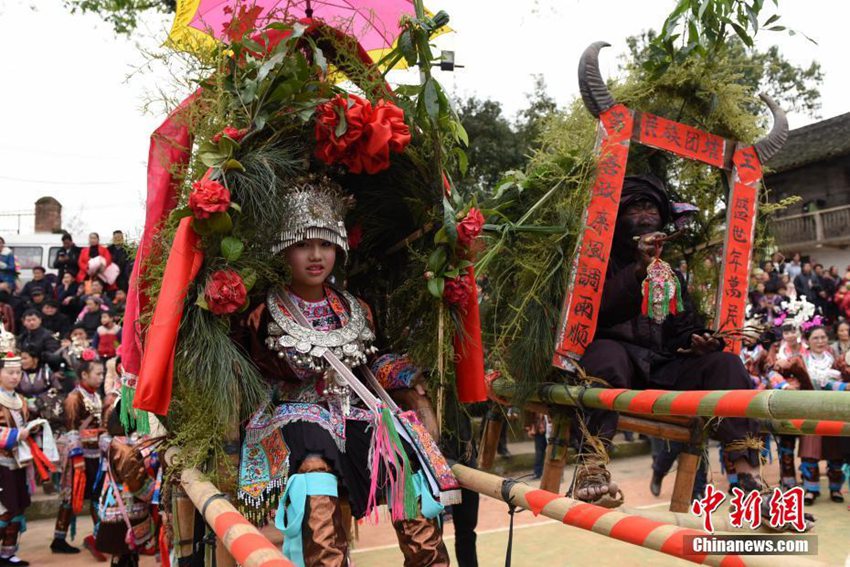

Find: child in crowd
76;297;107;339
51;351;108;560
94;311;121;360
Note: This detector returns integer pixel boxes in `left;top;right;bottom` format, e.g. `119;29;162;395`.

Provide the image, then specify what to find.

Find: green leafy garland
141;13;474;477
480;45;787;398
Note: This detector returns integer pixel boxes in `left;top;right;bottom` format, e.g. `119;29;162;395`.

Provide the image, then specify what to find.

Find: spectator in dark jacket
17;309;60;362
20;266;53;301
111;289;127;319
0;282;25;323
24;287;49;317
794;262;820;304
107;230;131;292
54;272;80;319
53;233;81;280
41;301;71;337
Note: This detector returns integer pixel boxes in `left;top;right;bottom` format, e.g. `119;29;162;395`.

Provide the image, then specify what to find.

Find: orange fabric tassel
158;522;170;567
26;437;56;481
134;216;204;415
71;456;86;515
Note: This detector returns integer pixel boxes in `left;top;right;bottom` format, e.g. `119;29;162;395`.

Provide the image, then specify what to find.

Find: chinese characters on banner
717;146;763;354
553;105;633;369
636;112;728;169
552;106;760;367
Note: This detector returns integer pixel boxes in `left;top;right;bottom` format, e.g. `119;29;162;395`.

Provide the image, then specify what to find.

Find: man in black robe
571;174;763;506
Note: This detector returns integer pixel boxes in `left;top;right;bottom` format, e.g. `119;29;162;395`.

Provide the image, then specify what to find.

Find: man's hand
18;428;30;442
688;333;722;356
635;232;666;276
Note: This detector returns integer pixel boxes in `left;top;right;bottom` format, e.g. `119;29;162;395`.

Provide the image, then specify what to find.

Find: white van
2;233;66;284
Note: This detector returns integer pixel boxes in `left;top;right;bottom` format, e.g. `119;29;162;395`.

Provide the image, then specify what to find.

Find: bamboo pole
618;506;790;535
539;413;570;493
670;452;700;513
477;410;503;470
760;419;850;437
451;464;824;567
178;465;294;567
618;414;692;443
491;377;850;422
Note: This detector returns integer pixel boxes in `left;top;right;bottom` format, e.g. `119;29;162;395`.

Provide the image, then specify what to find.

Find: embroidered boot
393;515;450;567
297;457;348;567
302;493;348;567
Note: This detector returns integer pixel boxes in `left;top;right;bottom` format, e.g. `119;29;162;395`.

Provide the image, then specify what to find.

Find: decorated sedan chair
480;41;790;514
122;15;486;567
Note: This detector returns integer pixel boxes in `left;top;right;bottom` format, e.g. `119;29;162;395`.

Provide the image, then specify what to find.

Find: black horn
578;41;616;118
752;93;788;163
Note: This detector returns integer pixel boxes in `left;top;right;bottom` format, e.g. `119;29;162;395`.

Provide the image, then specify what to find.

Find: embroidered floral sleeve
369;353;420;390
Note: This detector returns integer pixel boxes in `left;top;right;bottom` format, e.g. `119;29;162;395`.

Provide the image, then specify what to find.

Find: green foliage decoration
480;5;816;398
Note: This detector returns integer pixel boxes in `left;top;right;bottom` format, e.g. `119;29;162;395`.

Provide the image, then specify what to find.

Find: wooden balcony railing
772;204;850;248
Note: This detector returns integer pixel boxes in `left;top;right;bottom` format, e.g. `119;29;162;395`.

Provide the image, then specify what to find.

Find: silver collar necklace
265;287;377;372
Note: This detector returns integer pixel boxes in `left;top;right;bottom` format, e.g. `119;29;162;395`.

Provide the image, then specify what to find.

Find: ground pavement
18;441;850;566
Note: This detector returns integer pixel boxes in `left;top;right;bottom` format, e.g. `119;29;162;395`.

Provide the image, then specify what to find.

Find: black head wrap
619;174;672;225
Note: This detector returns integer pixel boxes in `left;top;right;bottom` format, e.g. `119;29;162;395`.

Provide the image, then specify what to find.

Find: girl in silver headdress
235;178;456;567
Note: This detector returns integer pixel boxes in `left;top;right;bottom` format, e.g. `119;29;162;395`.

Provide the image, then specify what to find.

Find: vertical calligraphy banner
716;145;763;354
553;105;634;370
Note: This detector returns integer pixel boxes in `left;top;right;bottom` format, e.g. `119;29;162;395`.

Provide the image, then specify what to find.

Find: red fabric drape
121;93;198;375
134;217;204;415
125;22;411;414
453;266;486;403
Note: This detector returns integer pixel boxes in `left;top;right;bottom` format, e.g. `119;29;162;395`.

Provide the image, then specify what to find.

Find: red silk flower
189;179;231;219
212;126;249;143
443;272;474;312
81;348;97;362
347;223;363;250
315;94;411;174
204;270;247;315
456;208;485;247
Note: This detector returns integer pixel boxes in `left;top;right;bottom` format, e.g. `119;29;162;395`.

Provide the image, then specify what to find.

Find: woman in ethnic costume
17;349;65;434
0;337;33;565
796;325;848;505
94;378;163;567
236;178;456;567
51;351;108;560
766;319;815;489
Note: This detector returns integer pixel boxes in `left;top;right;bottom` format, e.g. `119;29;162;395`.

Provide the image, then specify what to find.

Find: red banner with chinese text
553;105;634;369
716;145;763;354
636;112;728;170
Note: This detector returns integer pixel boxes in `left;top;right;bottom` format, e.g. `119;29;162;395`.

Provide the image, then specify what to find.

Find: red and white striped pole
179;467;294;567
451;464;823;567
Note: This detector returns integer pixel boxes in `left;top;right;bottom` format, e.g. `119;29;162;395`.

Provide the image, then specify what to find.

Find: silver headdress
272;176;351;255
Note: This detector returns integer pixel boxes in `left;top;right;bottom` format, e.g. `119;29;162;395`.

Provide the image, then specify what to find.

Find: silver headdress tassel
272;176;352;255
0;322;21;368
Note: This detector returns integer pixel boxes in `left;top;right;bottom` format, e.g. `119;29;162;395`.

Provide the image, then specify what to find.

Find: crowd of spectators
737;251;850;506
748;251;850;329
0;230;132;430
